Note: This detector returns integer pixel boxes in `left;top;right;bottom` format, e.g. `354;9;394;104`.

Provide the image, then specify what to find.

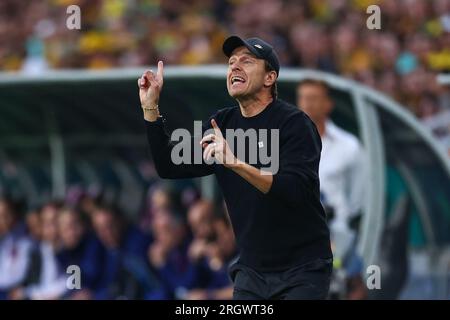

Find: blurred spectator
56;207;104;299
9;202;67;300
65;185;103;219
187;200;215;260
297;79;366;232
140;183;173;231
148;209;204;299
297;79;368;300
184;200;234;300
0;185;239;300
0;197;33;299
90;204;163;299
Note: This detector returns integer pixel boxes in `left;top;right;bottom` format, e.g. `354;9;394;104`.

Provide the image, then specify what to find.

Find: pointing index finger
211;119;223;137
156;61;164;81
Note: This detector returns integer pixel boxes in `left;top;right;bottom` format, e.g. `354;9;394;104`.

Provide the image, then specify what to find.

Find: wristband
142;105;159;111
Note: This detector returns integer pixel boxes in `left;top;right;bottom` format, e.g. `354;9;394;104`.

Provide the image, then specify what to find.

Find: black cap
222;36;280;77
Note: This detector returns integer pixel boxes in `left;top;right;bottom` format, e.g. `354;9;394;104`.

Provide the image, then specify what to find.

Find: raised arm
138;61;214;179
138;61;164;122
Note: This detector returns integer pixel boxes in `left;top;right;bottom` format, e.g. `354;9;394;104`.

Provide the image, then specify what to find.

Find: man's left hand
200;119;237;167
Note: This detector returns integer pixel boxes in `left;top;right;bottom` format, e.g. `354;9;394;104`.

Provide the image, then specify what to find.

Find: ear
264;71;277;88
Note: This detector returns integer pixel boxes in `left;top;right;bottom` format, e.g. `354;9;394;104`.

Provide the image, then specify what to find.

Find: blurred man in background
0;197;33;299
148;209;202;299
297;79;366;233
9;202;67;300
91;205;162;299
185;200;234;300
56;207;104;299
187;200;216;263
297;79;367;299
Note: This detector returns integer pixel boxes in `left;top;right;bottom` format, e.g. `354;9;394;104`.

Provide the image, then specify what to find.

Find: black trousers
229;258;333;300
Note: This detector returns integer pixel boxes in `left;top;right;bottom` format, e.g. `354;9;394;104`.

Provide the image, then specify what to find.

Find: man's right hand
138;61;164;121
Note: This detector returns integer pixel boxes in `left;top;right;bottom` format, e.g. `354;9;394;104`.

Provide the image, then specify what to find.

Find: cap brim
222;36;261;58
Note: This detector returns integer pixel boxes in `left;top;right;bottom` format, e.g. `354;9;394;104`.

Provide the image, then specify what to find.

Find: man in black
138;36;332;299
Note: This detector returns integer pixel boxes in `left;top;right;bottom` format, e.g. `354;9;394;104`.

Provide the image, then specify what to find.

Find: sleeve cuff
145;116;165;127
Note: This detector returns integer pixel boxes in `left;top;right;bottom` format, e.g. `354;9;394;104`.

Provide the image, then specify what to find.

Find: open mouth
231;76;246;85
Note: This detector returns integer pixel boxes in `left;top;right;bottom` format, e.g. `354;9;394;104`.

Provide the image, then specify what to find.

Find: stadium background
0;0;450;299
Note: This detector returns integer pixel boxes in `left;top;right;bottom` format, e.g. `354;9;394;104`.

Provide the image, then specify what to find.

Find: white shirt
319;121;366;232
0;227;32;290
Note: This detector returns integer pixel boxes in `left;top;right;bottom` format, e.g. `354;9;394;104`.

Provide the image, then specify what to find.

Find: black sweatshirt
146;99;332;271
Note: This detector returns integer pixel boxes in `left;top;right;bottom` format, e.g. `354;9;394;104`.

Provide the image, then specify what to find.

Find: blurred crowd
0;185;236;300
0;183;370;300
1;0;450;122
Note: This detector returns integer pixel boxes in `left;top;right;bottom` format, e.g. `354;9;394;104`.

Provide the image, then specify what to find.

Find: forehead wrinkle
229;49;257;61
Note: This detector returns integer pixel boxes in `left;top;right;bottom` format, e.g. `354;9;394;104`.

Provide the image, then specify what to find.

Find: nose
231;63;242;72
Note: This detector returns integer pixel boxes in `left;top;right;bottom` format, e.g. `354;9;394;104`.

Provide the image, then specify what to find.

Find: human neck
315;119;326;137
237;94;274;118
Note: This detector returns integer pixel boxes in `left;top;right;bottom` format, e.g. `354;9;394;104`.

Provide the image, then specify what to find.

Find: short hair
264;60;278;99
92;203;125;224
297;79;330;96
41;200;64;213
58;207;84;226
